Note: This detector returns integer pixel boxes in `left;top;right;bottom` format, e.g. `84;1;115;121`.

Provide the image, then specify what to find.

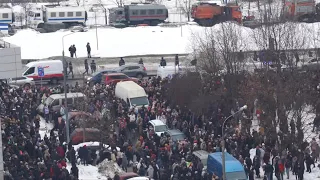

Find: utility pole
95;10;99;50
222;105;247;180
0;118;3;180
62;33;74;143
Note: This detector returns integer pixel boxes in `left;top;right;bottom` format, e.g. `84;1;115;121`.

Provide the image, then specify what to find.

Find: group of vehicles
0;0;319;31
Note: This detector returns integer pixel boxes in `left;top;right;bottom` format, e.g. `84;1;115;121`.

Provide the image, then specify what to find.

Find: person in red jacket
278;160;285;180
56;146;65;159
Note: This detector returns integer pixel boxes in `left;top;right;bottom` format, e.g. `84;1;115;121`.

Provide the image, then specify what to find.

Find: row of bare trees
165;2;320;150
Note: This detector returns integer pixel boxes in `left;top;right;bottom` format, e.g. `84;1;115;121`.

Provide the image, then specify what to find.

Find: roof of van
208;152;244;172
49;92;85;99
0;8;13;13
149;119;165;126
45;6;86;12
116;81;146;98
26;60;63;67
193;150;209;159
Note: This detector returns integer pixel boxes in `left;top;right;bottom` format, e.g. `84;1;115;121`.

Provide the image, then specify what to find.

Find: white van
37;92;86;114
23;60;63;84
115;81;149;108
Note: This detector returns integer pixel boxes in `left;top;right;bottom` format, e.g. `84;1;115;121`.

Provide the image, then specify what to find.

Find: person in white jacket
147;164;154;178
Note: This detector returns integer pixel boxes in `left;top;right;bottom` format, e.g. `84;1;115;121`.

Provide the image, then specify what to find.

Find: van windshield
130;97;148;106
155;125;168;132
44;97;54;106
226;171;247;180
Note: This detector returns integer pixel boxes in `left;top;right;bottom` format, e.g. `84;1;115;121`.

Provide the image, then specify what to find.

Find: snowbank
98;159;124;178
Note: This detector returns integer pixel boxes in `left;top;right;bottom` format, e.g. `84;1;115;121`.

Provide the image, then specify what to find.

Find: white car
8;76;35;87
148;119;168;137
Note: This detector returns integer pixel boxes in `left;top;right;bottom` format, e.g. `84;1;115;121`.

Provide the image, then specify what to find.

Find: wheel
50;78;58;84
136;73;144;79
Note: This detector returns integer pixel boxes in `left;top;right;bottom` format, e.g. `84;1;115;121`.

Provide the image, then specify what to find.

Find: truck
27;5;87;29
191;1;242;26
115;81;149;108
283;0;320;22
108;3;168;26
207;152;247;180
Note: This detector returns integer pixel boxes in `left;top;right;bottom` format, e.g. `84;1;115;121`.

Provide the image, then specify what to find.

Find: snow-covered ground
249;148;320;180
3;26;194;59
4;21;320;60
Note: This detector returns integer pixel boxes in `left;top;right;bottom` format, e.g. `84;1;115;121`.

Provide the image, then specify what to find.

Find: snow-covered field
4;22;320;60
3;26;193;59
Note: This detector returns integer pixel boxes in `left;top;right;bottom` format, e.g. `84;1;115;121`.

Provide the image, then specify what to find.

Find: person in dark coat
305;154;313;173
69;45;74;58
253;156;261;178
119;58;125;66
82;59;88;75
245;156;253;170
138;58;144;65
71;163;79;179
160;57;166;67
70;147;76;165
82;145;89;165
86;42;91;58
90;60;96;74
68;62;74;78
297;161;304;180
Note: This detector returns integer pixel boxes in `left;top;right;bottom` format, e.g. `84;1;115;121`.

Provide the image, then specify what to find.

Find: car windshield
130;97;148;106
155;125;168;132
225;172;247;180
171;133;186;141
44;97;54;106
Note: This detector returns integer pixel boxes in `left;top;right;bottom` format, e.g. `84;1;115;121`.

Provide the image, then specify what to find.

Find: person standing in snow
68;62;74;78
83;59;89;75
72;45;77;58
90;60;96;74
69;45;74;58
86;42;91;58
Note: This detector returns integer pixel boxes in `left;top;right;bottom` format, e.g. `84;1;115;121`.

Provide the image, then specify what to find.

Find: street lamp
222;105;247;180
62;32;75;144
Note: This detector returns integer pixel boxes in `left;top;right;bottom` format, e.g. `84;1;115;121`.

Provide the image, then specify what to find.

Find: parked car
8;76;35;87
147;119;168;137
85;70;116;85
101;73;138;85
114;64;147;78
164;129;187;142
301;58;320;71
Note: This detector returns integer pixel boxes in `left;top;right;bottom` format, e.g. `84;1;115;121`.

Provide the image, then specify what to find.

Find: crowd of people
0;70;319;180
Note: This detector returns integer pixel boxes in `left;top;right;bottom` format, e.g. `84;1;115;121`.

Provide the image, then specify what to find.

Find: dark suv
115;64;147;78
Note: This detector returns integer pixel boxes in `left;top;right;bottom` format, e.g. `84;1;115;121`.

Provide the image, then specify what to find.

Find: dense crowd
0;72;319;180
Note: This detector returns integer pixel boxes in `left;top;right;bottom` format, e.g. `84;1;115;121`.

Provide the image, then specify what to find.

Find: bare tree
97;0;108;25
19;1;32;27
178;0;194;22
